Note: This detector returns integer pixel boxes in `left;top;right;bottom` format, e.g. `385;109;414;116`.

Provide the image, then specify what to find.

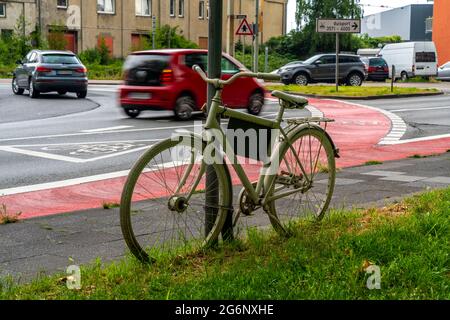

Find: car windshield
42;54;80;64
302;55;322;65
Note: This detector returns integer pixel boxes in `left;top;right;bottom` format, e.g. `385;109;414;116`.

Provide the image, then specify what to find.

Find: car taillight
384;66;389;72
36;66;52;73
75;67;87;73
368;66;376;72
160;69;173;84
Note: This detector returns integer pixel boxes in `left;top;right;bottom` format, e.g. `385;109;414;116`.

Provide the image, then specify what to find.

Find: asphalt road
0;83;449;192
0;83;311;191
348;94;450;140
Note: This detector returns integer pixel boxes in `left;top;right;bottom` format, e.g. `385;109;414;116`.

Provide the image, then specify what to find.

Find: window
198;1;204;19
221;57;239;74
169;0;175;16
136;0;151;16
1;29;12;39
318;55;336;64
97;0;115;14
416;52;436;63
184;53;207;71
57;0;68;8
369;58;387;67
178;0;184;17
42;54;79;64
0;3;6;18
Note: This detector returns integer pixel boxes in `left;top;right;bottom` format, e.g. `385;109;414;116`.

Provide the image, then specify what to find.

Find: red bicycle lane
1;98;449;220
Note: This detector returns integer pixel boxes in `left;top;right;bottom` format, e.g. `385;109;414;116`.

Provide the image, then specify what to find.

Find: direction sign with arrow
236;18;253;36
316;19;361;33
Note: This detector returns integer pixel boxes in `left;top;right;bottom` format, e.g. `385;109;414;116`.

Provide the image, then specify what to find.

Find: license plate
128;92;151;99
58;70;73;75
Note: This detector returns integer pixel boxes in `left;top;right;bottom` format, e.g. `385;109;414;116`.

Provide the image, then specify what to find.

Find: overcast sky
286;0;432;31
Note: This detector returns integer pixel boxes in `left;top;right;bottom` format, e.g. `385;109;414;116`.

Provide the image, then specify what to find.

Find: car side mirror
314;61;323;65
16;60;23;65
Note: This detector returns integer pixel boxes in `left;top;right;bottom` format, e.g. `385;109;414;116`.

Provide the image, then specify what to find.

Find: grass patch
0;204;21;225
266;85;439;97
1;187;449;299
364;160;383;166
102;202;120;210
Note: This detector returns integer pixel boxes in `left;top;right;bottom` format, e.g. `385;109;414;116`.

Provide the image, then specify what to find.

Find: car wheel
77;90;87;99
12;77;24;95
58;90;67;95
124;108;141;118
174;96;195;121
347;72;363;86
29;80;40;98
401;72;409;82
247;92;264;115
294;73;309;86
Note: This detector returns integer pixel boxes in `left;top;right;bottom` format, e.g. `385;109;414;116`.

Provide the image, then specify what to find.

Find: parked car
12;50;88;99
378;42;438;81
437;61;450;81
279;54;367;86
271;61;304;74
119;49;266;120
360;57;389;81
357;48;381;58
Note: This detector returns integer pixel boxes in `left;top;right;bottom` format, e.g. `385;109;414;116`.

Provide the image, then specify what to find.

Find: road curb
266;89;444;100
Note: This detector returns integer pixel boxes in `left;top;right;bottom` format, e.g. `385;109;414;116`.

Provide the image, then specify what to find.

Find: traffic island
266;85;443;100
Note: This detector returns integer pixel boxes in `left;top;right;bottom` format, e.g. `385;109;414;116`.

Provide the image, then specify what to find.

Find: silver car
437;62;450;81
12;50;88;99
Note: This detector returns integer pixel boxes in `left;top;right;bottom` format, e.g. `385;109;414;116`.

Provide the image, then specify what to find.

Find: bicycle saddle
271;90;308;109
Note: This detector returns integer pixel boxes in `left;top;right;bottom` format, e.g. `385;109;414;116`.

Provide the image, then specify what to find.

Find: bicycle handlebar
192;65;281;87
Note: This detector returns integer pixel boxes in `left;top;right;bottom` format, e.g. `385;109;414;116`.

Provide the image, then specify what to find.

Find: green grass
266;85;439;97
364;160;383;166
102;202;120;210
1;188;449;299
0;204;21;225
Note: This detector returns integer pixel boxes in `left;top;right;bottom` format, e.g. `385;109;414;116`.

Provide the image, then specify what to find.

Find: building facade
432;0;450;65
361;4;433;41
0;0;288;57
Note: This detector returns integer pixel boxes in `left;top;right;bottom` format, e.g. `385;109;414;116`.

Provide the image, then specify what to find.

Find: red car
119;49;266;120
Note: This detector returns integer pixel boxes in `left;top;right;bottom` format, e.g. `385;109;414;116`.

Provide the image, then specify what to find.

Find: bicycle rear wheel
120;135;231;263
266;127;336;235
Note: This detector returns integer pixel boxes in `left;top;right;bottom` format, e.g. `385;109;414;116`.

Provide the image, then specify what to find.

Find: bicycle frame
200;87;311;207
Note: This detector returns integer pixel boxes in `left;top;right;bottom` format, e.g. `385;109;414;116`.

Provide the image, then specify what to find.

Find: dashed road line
81;126;133;133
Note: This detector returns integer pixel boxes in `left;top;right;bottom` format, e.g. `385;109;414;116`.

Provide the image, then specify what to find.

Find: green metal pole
206;0;233;241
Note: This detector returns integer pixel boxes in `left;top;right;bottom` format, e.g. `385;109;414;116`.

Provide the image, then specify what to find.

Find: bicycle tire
266;126;336;235
120;135;232;263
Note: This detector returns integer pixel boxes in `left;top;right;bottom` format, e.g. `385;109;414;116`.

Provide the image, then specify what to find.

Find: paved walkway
1;153;449;282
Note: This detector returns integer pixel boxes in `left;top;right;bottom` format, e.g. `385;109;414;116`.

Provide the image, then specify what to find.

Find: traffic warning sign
235;18;253;36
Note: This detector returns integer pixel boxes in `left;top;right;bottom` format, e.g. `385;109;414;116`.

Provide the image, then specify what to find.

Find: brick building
0;0;288;57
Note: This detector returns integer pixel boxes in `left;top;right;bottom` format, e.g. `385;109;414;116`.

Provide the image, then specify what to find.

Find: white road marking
4;139;160;148
0;124;196;143
0;161;183;196
0;144;152;163
390;106;450;112
379;133;450;145
81;126;133;133
328;99;408;145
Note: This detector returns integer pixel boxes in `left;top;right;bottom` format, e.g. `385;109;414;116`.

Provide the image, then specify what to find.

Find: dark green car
12;50;88;99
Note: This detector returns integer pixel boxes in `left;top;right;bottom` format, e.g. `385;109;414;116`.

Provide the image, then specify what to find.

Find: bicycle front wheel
266;127;336;235
120;135;232;263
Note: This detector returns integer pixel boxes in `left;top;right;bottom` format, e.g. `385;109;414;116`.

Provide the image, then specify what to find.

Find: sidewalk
1;153;449;282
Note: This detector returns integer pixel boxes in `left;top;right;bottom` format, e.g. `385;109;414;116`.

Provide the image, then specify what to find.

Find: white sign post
316;19;361;91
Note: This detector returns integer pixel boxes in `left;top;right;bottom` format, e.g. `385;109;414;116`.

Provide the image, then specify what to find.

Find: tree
294;0;362;55
147;25;198;49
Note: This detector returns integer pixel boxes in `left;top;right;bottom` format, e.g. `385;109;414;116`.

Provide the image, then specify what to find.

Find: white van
378;42;438;80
